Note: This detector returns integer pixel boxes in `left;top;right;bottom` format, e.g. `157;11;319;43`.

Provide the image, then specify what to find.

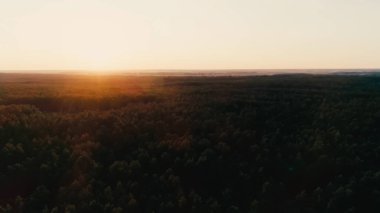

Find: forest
1;73;380;212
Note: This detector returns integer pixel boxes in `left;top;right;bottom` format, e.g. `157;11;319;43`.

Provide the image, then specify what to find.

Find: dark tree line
1;74;380;212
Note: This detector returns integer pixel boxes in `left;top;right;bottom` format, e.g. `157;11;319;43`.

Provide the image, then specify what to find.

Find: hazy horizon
2;68;380;76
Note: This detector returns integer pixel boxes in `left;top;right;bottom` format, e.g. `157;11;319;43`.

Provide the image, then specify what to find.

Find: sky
0;0;379;71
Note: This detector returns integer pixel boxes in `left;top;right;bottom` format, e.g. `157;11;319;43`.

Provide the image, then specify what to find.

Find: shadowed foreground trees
1;74;380;212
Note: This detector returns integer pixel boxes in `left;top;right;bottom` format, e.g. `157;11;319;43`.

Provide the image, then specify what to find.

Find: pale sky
0;0;379;71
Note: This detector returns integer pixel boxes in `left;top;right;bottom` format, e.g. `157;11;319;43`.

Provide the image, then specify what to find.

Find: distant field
1;73;380;212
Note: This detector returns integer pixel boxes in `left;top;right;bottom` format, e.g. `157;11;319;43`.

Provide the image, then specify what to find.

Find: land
1;72;380;212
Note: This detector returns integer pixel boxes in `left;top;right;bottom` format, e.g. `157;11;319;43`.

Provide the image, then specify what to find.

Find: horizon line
1;68;380;72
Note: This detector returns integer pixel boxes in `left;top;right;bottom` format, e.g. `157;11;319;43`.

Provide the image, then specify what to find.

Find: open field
1;73;380;212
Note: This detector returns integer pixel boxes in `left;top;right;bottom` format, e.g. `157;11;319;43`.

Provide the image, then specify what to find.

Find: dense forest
1;73;380;212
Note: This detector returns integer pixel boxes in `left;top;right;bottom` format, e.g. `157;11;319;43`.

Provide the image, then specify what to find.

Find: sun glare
76;50;119;72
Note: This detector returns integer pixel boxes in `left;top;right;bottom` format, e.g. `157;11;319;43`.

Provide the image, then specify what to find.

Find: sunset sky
0;0;379;71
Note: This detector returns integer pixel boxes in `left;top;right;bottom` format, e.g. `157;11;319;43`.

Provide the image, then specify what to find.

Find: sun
80;50;117;71
71;42;125;73
63;21;127;72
